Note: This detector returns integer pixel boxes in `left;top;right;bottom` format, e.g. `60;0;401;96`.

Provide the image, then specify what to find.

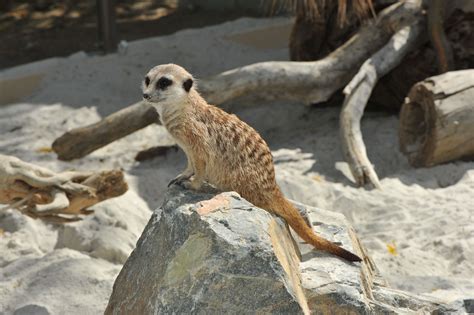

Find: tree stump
399;70;474;167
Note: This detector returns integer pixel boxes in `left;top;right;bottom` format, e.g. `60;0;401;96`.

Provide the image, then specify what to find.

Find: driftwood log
399;70;474;167
198;0;423;105
0;154;128;222
52;101;159;160
340;20;425;188
51;0;423;161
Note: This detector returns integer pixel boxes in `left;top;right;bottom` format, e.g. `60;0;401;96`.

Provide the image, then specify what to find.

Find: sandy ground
0;17;473;314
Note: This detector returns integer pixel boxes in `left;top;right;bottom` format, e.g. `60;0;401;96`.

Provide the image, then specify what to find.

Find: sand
0;17;473;314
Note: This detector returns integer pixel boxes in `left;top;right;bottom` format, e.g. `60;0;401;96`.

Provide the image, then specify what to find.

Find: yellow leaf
312;175;325;182
37;147;53;153
386;242;398;256
0;228;4;236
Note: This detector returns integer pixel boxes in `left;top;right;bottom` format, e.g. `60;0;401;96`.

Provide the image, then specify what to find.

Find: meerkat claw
180;178;203;191
168;173;193;187
178;180;193;190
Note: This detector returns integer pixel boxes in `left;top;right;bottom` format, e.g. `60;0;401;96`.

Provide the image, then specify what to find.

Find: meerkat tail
269;194;362;262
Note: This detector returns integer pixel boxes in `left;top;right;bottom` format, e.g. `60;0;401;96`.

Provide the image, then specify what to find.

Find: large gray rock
105;186;459;314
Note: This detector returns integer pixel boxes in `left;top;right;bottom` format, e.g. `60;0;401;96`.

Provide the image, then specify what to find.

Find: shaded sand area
0;17;473;313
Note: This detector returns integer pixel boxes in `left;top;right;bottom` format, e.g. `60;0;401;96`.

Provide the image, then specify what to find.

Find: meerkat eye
157;77;172;90
144;76;150;86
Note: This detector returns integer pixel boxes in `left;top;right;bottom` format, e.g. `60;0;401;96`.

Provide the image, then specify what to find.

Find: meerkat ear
183;78;193;92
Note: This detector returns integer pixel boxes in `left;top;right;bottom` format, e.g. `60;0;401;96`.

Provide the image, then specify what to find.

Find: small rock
13;304;50;315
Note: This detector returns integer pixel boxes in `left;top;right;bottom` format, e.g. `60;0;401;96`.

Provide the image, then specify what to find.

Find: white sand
0;17;473;314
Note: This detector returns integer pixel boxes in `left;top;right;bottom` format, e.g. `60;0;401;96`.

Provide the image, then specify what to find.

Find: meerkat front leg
168;155;194;187
180;153;206;191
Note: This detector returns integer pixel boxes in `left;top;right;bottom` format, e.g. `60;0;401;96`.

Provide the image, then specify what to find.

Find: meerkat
142;64;361;262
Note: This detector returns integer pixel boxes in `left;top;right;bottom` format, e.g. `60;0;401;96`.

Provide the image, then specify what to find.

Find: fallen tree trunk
399;70;474;167
199;0;424;105
52;101;159;161
51;0;423;161
340;20;425;189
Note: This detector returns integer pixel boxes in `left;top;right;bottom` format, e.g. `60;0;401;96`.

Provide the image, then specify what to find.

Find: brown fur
144;64;362;262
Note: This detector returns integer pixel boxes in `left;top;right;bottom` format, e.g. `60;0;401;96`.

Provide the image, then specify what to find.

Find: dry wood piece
399;70;474;167
199;0;424;105
52;101;159;161
0;154;128;222
340;20;424;189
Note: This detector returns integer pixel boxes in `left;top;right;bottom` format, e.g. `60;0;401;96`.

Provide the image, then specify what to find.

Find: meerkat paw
168;172;194;187
180;177;204;191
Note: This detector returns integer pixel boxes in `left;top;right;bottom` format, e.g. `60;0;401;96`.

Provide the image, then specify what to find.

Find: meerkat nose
143;93;150;100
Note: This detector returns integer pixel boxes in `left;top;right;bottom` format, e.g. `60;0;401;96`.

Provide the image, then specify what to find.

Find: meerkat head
142;64;194;107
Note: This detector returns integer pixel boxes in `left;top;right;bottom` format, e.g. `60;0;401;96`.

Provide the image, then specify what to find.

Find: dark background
0;0;275;69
